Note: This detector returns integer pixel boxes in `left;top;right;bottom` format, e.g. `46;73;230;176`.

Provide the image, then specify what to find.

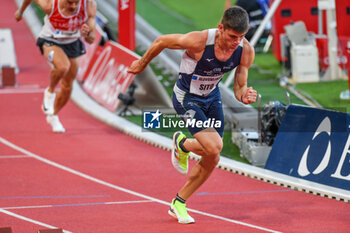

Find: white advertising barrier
0;29;18;73
81;40;139;112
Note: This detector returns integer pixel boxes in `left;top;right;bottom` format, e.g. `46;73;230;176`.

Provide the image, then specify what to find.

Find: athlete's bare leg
54;58;79;114
177;128;223;200
42;45;78;115
42;45;70;93
182;128;223;156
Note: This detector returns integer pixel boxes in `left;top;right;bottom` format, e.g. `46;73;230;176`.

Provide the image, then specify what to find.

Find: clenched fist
14;10;23;22
127;59;147;74
241;87;257;104
80;24;90;37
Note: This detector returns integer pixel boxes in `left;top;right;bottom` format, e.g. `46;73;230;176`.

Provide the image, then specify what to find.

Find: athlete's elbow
154;36;168;50
155;35;181;50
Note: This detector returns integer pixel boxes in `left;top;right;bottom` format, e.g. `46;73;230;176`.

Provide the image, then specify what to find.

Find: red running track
1;1;349;232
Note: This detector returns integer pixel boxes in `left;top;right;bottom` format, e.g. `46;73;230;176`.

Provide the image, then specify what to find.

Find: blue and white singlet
174;28;243;97
172;28;243;136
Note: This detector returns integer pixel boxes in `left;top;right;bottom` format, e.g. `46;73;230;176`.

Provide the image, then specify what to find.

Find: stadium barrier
0;29;18;87
265;105;350;191
77;25;171;112
77;24;137;112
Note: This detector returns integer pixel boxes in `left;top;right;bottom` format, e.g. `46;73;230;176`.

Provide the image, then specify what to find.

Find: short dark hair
221;6;249;33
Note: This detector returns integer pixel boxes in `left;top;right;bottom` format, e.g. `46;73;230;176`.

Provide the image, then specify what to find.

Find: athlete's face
219;25;246;50
65;0;80;13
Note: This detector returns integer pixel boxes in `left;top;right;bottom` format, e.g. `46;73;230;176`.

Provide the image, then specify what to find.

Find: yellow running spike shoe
168;198;195;224
171;131;190;174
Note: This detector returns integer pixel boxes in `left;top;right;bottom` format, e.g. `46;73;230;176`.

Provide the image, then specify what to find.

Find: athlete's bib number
54;29;80;39
189;74;222;96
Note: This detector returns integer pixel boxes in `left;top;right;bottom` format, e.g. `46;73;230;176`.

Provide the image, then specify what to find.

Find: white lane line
0;208;72;233
105;200;153;205
0;89;45;94
0;155;30;159
2;205;52;210
0;137;282;233
1;200;154;210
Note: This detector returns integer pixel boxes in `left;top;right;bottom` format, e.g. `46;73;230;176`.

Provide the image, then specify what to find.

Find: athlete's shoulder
240;38;255;66
242;38;254;56
187;30;208;42
243;37;254;49
182;30;208;52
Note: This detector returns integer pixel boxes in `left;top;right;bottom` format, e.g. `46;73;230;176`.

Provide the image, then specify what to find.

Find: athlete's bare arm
15;0;52;21
128;30;208;74
233;38;257;104
83;0;97;44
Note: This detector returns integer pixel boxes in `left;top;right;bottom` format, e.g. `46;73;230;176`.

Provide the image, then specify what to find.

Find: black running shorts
36;37;86;58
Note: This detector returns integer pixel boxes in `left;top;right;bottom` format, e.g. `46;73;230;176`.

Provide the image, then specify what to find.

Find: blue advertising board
265;105;350;190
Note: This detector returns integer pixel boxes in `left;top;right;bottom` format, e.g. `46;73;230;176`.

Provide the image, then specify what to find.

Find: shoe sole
168;208;177;220
52;128;65;133
171;131;186;175
46;116;65;133
168;206;195;224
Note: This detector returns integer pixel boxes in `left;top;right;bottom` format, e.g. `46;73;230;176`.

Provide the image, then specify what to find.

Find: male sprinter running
15;0;96;133
128;6;257;224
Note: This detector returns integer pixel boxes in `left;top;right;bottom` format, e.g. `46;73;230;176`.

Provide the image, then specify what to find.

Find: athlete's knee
204;140;223;157
216;140;223;153
55;63;70;76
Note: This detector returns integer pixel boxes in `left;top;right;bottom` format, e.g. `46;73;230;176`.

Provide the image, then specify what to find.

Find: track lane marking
1;195;109;199
0;89;45;94
1;200;154;210
0;155;30;159
196;189;294;196
0;136;282;233
0;208;72;233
